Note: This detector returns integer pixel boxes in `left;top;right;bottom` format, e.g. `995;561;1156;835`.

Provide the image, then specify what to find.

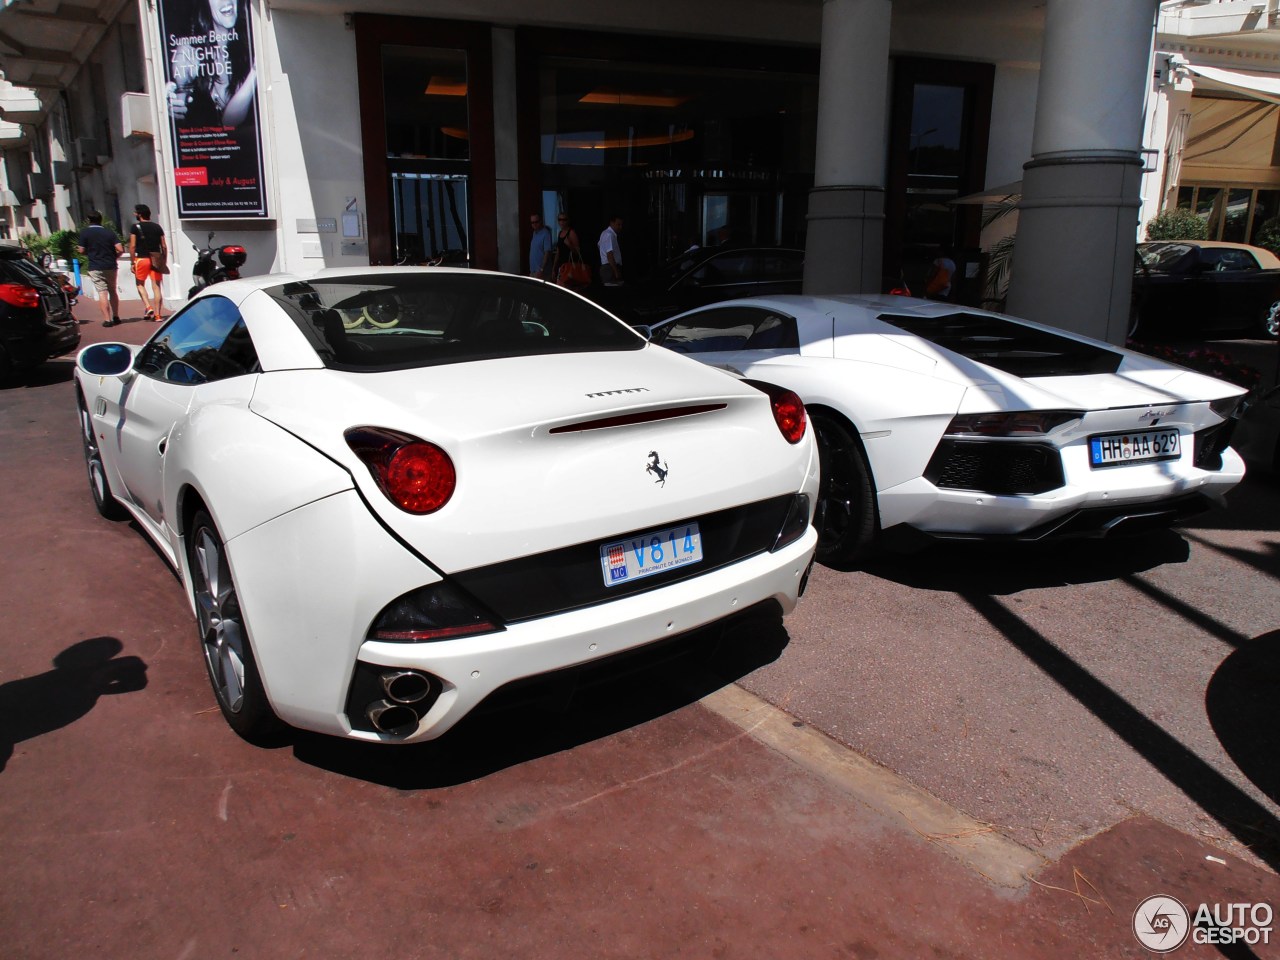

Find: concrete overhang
0;0;130;121
0;78;45;122
0;117;28;145
1159;0;1280;41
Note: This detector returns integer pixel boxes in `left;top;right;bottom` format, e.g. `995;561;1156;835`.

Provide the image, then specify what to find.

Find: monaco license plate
1089;428;1181;468
600;521;703;587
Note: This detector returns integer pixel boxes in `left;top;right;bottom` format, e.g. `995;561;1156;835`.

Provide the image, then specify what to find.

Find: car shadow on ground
963;593;1280;874
287;603;790;789
1206;629;1280;810
1183;472;1280;535
0;357;75;390
856;529;1192;595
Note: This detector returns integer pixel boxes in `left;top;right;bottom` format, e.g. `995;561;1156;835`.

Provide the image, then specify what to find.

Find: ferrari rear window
264;272;644;370
878;312;1123;377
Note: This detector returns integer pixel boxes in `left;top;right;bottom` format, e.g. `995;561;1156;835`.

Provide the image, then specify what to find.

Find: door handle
157;437;167;456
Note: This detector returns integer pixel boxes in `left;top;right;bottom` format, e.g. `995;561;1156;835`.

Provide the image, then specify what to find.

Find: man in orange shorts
127;203;168;321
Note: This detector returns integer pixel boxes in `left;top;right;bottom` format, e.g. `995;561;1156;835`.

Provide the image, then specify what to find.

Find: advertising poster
157;0;269;219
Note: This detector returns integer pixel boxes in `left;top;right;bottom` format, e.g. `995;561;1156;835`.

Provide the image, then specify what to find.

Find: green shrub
1145;208;1208;241
49;229;84;267
18;232;51;262
1253;215;1280;258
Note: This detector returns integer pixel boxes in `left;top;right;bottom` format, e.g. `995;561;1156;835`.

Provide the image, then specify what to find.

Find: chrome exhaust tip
366;700;420;737
380;669;432;704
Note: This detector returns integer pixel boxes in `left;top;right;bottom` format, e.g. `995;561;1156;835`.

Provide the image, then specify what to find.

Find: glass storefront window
1222;188;1252;242
1251;190;1280;244
1195;186;1224;234
1173;185;1280;243
391;172;468;264
537;57;816;267
896;80;974;295
382;46;469;161
539;59;812;171
381;45;471;265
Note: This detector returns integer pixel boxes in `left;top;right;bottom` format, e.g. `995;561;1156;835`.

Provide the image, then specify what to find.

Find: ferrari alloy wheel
1264;301;1280;339
78;396;126;519
811;412;877;566
188;509;277;740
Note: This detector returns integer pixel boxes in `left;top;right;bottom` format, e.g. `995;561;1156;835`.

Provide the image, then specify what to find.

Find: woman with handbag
553;214;588;289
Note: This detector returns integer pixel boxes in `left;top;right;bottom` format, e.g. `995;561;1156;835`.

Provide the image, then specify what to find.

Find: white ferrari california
648;295;1247;565
75;269;818;743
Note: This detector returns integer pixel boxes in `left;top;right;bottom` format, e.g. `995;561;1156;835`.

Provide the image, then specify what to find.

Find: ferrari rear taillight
745;379;807;444
0;282;40;309
345;426;457;514
369;581;501;642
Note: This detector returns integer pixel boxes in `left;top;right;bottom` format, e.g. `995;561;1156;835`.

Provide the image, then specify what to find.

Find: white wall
987;65;1039;188
262;9;369;274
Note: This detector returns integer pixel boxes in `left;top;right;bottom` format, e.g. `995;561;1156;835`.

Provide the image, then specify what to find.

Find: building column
802;0;891;296
1005;0;1157;343
492;27;520;275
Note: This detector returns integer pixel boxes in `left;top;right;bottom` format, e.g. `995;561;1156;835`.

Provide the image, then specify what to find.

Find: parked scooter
187;232;247;298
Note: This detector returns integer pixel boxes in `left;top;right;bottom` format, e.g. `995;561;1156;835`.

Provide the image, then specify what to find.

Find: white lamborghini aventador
75;269;818;743
649;295;1247;565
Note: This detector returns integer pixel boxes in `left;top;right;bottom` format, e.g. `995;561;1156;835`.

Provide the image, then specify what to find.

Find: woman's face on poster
208;0;238;31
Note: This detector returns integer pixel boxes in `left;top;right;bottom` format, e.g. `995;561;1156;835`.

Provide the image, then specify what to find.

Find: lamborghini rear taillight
345;426;457;514
745;379;807;444
0;283;40;309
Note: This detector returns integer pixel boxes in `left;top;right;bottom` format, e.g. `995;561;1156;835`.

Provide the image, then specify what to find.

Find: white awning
1184;63;1280;105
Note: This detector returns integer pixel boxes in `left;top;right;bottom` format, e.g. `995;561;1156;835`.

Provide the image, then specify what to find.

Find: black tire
187;509;280;740
811;412;878;566
78;396;128;520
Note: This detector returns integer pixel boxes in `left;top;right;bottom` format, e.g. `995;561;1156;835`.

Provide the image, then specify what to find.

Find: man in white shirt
598;216;623;285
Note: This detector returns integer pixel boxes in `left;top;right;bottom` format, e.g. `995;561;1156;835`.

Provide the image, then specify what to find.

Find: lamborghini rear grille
450;495;794;623
1193;420;1236;471
925;439;1064;495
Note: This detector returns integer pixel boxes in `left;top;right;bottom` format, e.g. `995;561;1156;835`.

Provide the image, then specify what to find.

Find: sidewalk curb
703;684;1047;889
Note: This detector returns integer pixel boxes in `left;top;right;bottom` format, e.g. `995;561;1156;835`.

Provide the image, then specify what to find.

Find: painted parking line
702;684;1046;888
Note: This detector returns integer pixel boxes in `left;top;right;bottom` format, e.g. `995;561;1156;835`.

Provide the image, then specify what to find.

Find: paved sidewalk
8;294;1275;959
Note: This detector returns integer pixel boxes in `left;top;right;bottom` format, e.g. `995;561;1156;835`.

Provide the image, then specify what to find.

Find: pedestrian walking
528;211;554;280
128;204;168;321
598;215;623;285
77;211;123;327
924;247;956;301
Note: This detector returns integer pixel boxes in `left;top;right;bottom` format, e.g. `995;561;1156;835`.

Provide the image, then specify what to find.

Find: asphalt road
2;313;1278;957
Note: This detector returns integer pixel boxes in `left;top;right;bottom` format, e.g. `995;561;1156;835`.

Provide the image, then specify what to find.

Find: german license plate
1089;429;1180;467
600;521;703;587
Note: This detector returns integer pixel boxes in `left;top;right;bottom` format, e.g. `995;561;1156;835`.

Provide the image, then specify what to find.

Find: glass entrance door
885;59;993;302
354;16;495;267
382;45;471;265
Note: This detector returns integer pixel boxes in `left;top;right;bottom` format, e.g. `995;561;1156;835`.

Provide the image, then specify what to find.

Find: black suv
0;242;79;381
